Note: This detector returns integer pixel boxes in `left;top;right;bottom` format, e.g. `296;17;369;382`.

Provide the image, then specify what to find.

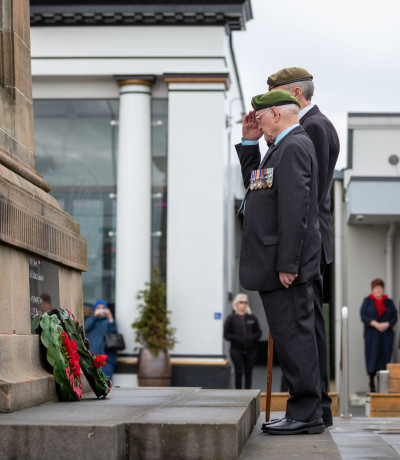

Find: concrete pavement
242;411;400;459
2;386;400;459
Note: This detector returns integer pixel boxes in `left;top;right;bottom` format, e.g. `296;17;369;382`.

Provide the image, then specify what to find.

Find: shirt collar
299;103;315;121
274;124;300;146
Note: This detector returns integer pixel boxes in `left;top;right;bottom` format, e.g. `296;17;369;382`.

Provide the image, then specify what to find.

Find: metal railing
339;306;352;418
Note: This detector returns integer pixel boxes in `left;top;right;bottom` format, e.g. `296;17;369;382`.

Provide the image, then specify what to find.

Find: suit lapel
259;125;304;169
241;126;304;203
259;144;277;169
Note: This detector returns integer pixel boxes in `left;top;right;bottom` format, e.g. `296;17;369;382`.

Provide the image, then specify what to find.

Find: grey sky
233;0;400;168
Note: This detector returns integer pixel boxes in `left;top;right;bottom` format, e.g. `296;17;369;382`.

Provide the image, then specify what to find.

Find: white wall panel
32;76;119;99
342;224;390;393
167;87;226;355
31;26;226;58
32;58;226;77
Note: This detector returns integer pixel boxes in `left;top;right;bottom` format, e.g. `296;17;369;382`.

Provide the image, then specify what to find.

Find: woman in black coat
360;278;398;392
224;293;262;389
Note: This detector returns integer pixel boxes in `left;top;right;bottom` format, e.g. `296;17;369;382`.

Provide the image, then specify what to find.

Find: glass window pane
34;99;118;314
151;99;168;281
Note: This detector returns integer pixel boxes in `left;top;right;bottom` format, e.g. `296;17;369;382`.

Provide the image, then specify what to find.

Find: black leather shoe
261;417;284;431
262;417;332;430
262;417;324;435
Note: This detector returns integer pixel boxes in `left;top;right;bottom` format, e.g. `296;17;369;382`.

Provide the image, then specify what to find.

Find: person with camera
85;300;117;380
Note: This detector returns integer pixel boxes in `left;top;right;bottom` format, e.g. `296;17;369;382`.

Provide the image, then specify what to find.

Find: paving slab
0;387;260;460
241;412;341;460
330;417;400;459
242;413;400;460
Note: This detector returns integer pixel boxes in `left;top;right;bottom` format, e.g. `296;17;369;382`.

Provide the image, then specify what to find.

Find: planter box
387;364;400;393
260;392;338;416
369;393;400;417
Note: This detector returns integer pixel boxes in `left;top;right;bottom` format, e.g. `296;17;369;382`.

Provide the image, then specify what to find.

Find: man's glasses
256;108;271;124
238;300;248;304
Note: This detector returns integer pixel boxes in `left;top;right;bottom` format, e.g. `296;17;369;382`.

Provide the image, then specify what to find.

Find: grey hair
277;103;300;116
285;80;314;101
232;293;252;314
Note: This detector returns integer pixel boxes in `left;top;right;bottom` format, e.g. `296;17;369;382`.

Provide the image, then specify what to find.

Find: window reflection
33;98;169;307
34;100;118;313
151;99;168;282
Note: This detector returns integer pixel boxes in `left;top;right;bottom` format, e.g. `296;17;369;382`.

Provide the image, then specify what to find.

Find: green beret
267;67;313;89
251;89;300;110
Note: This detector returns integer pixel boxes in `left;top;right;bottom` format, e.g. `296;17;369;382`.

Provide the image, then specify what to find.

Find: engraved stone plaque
29;255;60;317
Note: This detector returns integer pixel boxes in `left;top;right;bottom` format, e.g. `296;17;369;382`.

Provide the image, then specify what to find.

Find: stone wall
0;0;87;412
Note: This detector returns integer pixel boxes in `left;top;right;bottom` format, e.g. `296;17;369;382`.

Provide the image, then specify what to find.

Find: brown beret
267;67;313;90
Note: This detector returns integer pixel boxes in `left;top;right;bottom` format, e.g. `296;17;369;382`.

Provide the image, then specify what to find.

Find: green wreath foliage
53;309;110;398
34;308;111;401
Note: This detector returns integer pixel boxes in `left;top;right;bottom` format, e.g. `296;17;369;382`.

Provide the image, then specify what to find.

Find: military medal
258;169;264;189
255;169;260;189
250;170;256;190
265;168;273;188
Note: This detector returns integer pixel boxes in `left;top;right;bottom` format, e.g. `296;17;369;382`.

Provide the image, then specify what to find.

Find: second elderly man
236;90;324;435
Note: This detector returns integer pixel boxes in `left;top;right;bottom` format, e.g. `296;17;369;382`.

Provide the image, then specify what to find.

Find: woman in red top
360;278;398;392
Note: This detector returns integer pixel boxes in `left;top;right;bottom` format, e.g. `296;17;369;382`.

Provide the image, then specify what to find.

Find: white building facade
29;1;252;377
334;113;400;395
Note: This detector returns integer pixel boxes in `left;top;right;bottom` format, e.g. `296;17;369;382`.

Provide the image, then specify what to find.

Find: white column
166;79;228;356
115;79;152;355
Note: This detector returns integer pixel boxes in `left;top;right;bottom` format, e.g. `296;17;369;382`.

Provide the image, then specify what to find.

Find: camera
97;308;107;315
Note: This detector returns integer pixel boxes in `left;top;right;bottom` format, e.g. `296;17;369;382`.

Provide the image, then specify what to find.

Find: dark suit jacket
300;106;339;265
236;126;321;291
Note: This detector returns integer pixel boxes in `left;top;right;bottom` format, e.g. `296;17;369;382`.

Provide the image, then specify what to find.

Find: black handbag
104;332;125;352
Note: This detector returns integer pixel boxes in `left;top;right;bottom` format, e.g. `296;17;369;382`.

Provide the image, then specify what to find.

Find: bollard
339;306;352;419
377;370;390;393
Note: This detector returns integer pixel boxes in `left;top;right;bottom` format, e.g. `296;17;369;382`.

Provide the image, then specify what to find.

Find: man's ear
272;107;279;122
294;86;302;100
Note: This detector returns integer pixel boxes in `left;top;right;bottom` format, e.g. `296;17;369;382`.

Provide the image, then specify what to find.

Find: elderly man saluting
236;90;323;435
267;68;339;429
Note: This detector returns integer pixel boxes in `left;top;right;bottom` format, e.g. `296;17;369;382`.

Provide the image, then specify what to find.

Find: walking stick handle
265;331;274;422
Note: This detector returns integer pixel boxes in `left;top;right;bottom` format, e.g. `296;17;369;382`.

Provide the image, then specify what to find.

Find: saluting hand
279;272;298;289
242;110;263;141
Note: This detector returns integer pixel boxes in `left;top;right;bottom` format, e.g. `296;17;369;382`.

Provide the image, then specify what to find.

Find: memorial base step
0;387;260;460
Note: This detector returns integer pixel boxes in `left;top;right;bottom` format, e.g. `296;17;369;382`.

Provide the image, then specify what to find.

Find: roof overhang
30;1;253;31
346;176;400;225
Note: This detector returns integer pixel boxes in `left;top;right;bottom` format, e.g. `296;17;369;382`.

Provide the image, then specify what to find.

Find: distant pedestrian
85;300;117;380
360;278;397;392
224;293;261;389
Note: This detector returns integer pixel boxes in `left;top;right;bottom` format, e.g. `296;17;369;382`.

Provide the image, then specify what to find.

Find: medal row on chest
250;168;274;191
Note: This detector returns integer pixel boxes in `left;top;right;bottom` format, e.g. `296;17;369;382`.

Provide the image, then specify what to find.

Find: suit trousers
259;281;323;422
279;267;332;421
314;264;333;421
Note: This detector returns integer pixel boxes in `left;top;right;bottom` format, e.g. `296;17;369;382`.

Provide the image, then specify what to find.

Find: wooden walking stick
265;330;274;422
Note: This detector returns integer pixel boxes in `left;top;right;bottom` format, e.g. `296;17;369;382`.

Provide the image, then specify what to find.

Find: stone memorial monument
0;0;87;412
